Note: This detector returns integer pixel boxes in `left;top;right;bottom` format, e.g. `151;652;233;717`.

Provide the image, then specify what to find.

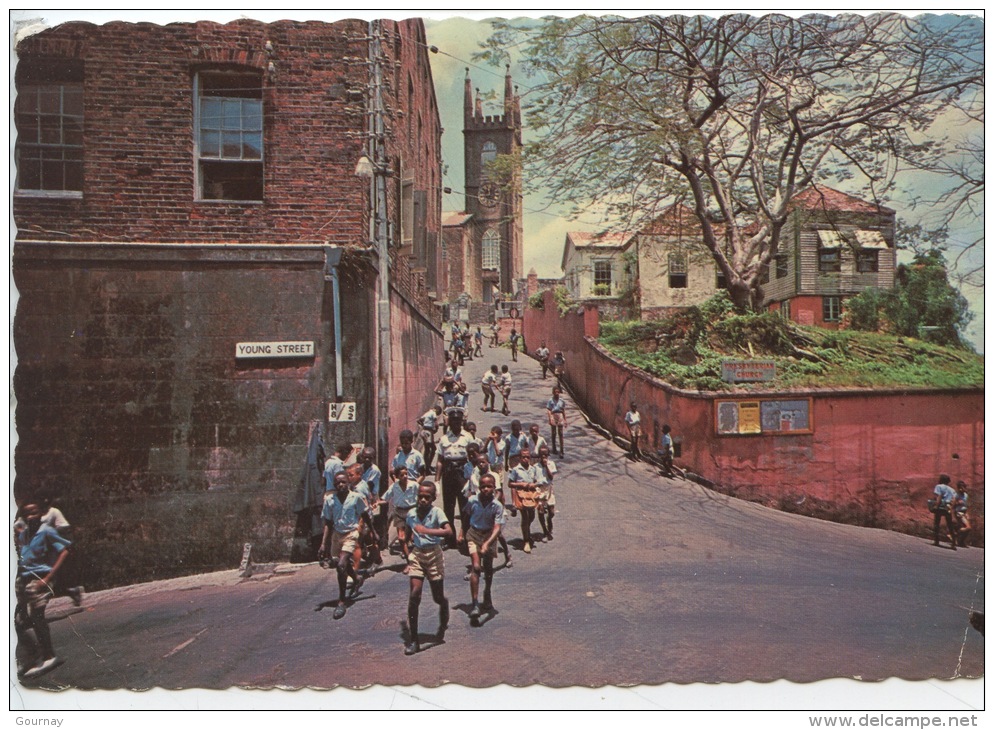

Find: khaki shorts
331;528;360;557
629;424;642;439
467;527;499;558
391;509;412;533
549;412;566;427
16;574;53;615
407;544;445;581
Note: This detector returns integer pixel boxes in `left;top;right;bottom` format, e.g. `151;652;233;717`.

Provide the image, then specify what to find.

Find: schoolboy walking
403;481;452;655
458;473;504;624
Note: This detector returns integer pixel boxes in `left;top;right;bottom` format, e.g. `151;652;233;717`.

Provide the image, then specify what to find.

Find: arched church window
482;228;500;270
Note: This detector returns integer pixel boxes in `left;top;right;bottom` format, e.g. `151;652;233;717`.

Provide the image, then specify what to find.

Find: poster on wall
717;401;739;434
760;399;811;432
738;401;761;433
716;398;813;435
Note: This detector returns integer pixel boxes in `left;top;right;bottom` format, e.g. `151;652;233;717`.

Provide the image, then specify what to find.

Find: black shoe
333;604;347;620
405;641;420;656
545;532;553;541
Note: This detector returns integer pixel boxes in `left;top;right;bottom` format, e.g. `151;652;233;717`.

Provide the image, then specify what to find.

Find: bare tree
480;13;984;309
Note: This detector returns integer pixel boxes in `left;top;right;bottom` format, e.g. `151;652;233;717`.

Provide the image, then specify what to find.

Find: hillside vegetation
598;294;984;392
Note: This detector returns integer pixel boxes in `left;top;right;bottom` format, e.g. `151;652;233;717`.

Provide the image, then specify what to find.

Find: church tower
463;66;523;302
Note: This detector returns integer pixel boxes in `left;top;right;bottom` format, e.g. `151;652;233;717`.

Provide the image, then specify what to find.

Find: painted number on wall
328;402;357;422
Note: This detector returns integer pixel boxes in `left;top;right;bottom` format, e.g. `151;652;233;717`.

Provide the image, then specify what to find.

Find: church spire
463;67;474;126
503;64;513;118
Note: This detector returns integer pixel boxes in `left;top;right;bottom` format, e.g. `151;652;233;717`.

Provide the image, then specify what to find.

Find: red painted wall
525;290;984;539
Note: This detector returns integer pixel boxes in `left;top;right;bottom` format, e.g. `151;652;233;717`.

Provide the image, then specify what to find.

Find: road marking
163;628;208;659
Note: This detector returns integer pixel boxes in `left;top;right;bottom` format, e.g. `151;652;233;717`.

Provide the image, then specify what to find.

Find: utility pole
367;20;392;471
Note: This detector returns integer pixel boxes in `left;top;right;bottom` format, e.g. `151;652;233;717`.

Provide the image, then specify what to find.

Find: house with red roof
562;186;897;328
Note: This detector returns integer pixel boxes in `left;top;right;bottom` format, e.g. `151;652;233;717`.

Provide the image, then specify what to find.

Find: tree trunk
727;280;754;312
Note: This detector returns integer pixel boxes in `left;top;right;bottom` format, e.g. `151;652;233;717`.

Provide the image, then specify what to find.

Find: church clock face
479;182;502;208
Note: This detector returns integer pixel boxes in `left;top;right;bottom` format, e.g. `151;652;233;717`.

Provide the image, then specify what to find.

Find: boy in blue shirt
320;473;372;619
378;465;419;566
459;474;504;624
404;481;452;655
15;500;72;679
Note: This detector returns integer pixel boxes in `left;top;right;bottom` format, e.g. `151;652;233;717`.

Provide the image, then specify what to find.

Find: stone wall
524;290;984;541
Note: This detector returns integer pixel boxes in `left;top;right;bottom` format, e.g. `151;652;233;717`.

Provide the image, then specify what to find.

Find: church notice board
715;397;813;436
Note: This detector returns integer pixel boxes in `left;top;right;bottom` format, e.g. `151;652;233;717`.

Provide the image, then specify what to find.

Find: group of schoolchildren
317;326;569;656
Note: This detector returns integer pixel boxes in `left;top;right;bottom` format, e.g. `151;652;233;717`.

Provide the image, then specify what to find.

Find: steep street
20;339;984;692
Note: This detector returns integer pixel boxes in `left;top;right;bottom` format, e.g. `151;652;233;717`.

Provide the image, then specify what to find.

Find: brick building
12;18;445;586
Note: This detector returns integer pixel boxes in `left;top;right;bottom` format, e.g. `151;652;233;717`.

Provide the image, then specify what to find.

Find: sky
7;7;985;715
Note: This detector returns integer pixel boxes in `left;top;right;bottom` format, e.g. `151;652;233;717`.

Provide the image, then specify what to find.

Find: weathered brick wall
12;18;446;586
12;244;379;588
13;18;442;325
524;290;984;542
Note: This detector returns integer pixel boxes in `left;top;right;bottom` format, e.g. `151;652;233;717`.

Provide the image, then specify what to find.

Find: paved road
20;338;984;691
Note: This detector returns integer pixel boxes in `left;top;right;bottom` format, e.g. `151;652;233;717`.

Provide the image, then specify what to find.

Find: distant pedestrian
320;473;369;619
550;350;566;387
931;475;958;550
953;481;971;548
403;481;452;655
535;445;558;542
658;424;675;478
15;500;72;679
443;361;463;383
481;365;499;412
535;341;550;379
474;327;484;357
417;405;442;469
625;402;642;460
509;329;520;362
546;386;568;456
458;473;504;624
499;365;512;415
490;322;500;347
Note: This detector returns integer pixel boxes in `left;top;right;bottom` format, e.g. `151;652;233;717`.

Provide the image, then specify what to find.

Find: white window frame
194;70;264;202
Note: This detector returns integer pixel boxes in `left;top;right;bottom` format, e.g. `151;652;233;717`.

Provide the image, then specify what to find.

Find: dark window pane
17;152;41;189
38;89;60;114
42;158;63;189
64;160;84;190
243;132;262;160
39;116;62;144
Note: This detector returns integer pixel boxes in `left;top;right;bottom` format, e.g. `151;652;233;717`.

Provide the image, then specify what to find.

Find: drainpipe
324;246;344;399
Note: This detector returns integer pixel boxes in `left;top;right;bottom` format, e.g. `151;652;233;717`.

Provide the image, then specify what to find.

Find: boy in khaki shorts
458;473;504;625
320;472;371;620
404;481;452;655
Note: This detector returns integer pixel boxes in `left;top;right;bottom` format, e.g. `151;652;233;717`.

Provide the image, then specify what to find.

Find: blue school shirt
17;524;71;576
504;432;529;457
486;438;504;466
407;506;450;548
361;463;382;497
392;448;426;480
547;397;566;414
323;490;367;534
382;480;418;511
464;495;504;532
324;455;345;492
